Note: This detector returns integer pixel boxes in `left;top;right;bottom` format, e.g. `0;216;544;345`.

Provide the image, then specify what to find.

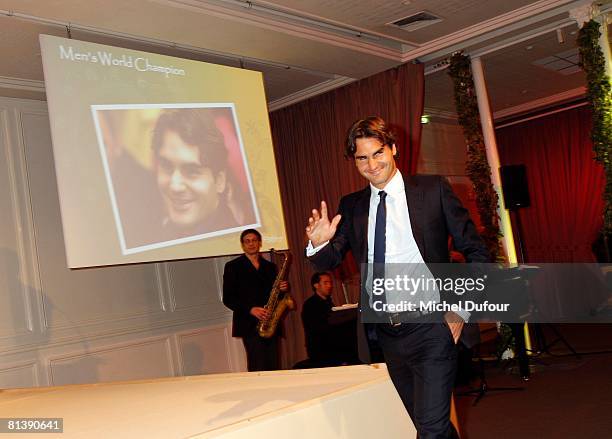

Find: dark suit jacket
308;174;490;362
222;255;278;338
302;294;358;364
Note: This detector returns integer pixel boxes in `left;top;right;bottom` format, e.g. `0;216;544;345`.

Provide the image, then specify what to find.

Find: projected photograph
41;35;287;267
92;104;260;254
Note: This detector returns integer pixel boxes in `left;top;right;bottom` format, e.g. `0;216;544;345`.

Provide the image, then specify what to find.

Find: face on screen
155;130;225;229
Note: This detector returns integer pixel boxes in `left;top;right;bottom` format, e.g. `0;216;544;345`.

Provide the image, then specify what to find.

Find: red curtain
269;63;424;367
496;105;605;263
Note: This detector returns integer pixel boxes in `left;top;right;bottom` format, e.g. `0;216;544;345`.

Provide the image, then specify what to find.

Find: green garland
448;53;503;262
577;20;612;238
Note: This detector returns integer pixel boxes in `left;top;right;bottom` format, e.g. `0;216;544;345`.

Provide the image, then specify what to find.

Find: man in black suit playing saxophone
223;229;288;371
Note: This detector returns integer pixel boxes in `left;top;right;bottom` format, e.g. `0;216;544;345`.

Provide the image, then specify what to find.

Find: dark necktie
373;190;387;285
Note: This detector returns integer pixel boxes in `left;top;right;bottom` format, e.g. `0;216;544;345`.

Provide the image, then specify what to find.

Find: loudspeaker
500;164;530;209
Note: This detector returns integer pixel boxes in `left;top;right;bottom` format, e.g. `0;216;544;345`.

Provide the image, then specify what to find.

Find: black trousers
377;322;459;439
242;332;279;372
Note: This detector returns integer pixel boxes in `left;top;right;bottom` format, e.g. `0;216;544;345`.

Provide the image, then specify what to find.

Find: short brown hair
240;228;261;243
310;272;332;292
151;108;227;174
345;116;397;159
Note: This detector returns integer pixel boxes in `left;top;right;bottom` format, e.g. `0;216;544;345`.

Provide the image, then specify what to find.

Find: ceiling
0;0;610;118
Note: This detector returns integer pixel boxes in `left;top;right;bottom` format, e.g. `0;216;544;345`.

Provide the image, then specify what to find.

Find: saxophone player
223;229;289;371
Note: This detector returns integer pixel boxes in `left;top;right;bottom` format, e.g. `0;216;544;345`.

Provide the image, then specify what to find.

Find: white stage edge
0;364;416;438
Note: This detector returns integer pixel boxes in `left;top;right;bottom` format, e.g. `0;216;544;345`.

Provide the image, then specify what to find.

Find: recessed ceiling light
526;45;533;50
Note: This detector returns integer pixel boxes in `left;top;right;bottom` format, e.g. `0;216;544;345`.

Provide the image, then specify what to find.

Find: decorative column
571;4;612;78
470;56;518;264
598;12;612;78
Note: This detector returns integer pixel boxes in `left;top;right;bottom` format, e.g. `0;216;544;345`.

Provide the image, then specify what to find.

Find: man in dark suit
223;229;288;371
302;272;358;366
305;117;489;438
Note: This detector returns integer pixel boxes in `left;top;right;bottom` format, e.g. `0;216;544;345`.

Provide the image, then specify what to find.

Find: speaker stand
511;208;526;263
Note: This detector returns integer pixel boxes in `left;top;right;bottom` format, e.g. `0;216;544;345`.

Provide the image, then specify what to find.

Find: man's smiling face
354;137;397;189
155;130;224;229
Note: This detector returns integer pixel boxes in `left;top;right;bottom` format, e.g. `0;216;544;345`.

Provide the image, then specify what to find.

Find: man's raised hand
305;201;341;247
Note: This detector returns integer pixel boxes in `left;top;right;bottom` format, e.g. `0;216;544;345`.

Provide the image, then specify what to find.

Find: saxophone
257;251;295;338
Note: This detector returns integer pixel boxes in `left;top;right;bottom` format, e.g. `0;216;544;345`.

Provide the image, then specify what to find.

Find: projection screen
40;35;288;268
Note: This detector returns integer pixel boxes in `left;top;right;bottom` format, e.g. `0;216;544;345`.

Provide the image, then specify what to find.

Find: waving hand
305;201;341;247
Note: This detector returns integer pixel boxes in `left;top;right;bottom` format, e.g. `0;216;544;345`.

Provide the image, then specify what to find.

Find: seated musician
301;272;359;367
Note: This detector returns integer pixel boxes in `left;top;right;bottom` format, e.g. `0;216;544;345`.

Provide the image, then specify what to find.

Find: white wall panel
0;105;34;342
167;258;223;312
227;332;248;372
49;337;174;386
0;361;38;388
178;326;233;376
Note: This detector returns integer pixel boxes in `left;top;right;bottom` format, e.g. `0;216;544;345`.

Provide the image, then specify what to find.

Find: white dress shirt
307;170;468;321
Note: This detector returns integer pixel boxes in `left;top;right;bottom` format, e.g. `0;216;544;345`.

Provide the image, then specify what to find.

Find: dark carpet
455;324;612;439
